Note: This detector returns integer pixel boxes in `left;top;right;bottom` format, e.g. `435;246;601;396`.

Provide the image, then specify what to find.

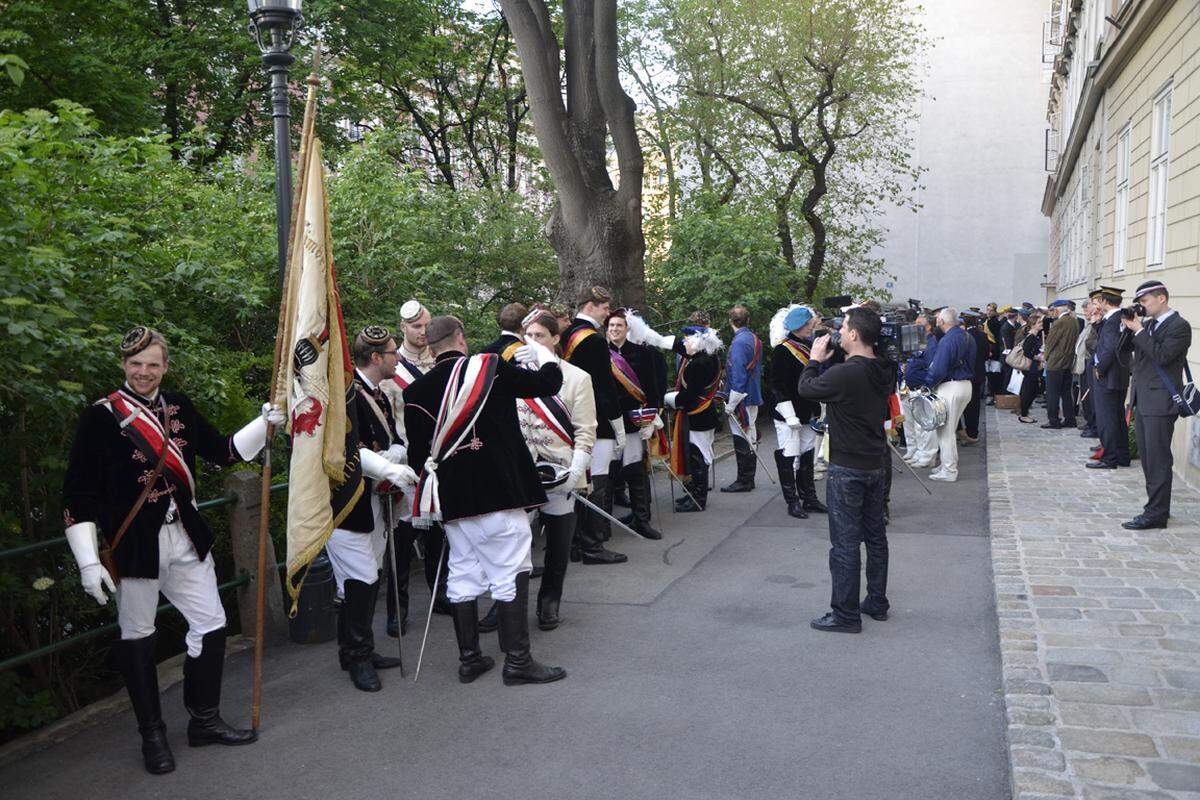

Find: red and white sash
100;389;197;506
521;396;575;447
391;356;426;391
412;354;499;527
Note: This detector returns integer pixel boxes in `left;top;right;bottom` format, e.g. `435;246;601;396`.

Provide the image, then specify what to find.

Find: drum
909;390;948;432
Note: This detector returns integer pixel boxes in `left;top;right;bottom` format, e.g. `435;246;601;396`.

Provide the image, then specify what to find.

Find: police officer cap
783;306;813;332
1089;285;1123;302
1049;299;1070;308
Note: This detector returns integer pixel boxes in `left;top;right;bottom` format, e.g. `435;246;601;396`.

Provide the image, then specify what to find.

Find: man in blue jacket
900;315;938;467
917;307;976;482
721;304;765;492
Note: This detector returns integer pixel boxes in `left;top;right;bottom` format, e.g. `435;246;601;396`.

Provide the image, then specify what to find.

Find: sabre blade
568;492;646;539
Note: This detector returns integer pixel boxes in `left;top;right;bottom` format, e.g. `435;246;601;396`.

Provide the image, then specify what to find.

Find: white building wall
875;0;1051;308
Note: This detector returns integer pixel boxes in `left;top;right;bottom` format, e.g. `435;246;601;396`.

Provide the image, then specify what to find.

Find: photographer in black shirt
797;307;893;634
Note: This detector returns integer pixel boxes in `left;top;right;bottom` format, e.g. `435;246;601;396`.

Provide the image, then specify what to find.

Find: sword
888;440;933;495
725;412;777;485
659;460;703;509
413;534;447;683
569;491;646;539
382;491;405;676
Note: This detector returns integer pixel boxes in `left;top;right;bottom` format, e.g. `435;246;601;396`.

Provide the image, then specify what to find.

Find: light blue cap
784;306;813;332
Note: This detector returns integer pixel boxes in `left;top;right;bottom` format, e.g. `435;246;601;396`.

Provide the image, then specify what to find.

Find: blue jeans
826;464;889;624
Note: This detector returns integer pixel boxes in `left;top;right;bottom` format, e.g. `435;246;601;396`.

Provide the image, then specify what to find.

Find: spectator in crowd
1014;309;1044;424
1041;299;1079;429
915;308;976;482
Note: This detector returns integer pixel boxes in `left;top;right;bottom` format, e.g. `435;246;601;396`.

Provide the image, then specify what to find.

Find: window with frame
1113;124;1130;273
1146;84;1172;268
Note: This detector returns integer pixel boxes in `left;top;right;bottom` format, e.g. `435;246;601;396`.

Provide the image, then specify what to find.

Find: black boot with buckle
184;629;258;748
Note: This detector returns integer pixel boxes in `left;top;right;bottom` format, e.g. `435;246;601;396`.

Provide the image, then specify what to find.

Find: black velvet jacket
403;352;563;522
480;332;523;360
674;346;721;432
339;372;397;533
611;339;666;433
770;336;821;423
563;317;621;439
62;388;245;579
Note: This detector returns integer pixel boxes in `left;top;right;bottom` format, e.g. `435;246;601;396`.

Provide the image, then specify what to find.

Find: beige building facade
1042;0;1200;489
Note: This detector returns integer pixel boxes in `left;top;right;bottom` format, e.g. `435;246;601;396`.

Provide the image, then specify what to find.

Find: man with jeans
797;307;893;634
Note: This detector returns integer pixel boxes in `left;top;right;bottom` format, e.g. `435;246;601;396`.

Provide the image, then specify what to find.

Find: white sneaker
911;456;938;468
929;470;957;482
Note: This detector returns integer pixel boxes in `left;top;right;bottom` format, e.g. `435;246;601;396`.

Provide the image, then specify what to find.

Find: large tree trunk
500;0;646;309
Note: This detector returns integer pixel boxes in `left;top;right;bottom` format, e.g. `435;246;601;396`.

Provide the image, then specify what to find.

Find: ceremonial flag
273;138;363;611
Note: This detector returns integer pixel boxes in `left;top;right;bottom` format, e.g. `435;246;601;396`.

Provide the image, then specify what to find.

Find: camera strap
1149;359;1197;418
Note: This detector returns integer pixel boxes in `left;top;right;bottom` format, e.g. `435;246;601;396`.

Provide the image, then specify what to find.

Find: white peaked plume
770;304;804;348
685;327;724;355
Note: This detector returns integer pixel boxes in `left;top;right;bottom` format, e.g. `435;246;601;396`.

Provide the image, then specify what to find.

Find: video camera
1120;302;1147;321
817;295;924;365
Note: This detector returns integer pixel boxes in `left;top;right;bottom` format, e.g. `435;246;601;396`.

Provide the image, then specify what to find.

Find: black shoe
810;613;861;634
860;605;889;622
114;635;176;775
1080;429;1098;438
479;601;499;633
633;520;663;540
1040;422;1063;429
581;547;628;564
802;497;827;513
537;599;561;631
450;599;496;683
569;545;582;563
497;573;566;685
1121;516;1167;530
675;496;705;513
386;617;408;638
1090;444;1103;452
787;501;808;519
340;651;403;671
721;478;754;493
184;630;258;746
1086;461;1116;470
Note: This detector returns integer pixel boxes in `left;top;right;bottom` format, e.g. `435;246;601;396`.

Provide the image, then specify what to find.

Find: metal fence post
226;471;288;643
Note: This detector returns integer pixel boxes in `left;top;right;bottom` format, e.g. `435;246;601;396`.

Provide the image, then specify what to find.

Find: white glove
383;443;407;464
233;416;269;461
775;400;801;430
261;402;287;426
65;522;115;606
726;390;747;414
612;419;626;449
513;344;538;366
566;448;591;489
385;463;419;489
664;391;679;409
523;336;559;366
626;312;675;350
359;447;393;481
639;424;655;441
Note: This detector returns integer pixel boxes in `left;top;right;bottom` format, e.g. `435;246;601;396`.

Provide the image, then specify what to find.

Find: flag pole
252;44;322;734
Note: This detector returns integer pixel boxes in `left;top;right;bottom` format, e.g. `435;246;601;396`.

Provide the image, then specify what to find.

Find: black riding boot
479;601;499;633
497;572;567;685
721;435;756;492
450;599;495;683
184;629;257;748
797;450;827;513
114;635;175;775
387;521;415;637
340;580;402;671
774;449;807;519
676;444;709;512
577;475;627;564
341;579;382;691
537;511;575;630
622;462;662;539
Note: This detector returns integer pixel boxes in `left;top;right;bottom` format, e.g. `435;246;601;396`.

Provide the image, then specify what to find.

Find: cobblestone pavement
988;405;1200;799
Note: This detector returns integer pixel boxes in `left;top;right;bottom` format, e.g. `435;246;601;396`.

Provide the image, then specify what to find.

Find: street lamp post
247;0;303;287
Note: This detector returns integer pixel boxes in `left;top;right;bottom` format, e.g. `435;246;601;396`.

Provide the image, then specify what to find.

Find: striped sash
610;348;646;405
562;326;596;361
101;390;197;507
412;354;499;528
392;356;426;391
782;338;810;365
521;396;574;447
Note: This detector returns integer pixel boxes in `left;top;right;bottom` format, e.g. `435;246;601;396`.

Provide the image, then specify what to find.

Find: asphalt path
3;429;1008;800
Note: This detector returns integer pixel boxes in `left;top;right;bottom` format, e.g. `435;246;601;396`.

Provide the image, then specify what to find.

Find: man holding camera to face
1121;280;1193;529
796;307;893;634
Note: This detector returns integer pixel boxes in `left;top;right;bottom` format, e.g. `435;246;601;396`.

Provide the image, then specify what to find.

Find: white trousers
591;438;615;477
541;490;575;516
690;429;715;465
444;509;533;603
729;405;759;444
327;493;387;596
900;395;938;460
621;433;644;467
773;419;816;458
117;522;226;658
934;379;973;478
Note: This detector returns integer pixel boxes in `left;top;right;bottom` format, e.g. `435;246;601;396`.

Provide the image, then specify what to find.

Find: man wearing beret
1122;280;1193;528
